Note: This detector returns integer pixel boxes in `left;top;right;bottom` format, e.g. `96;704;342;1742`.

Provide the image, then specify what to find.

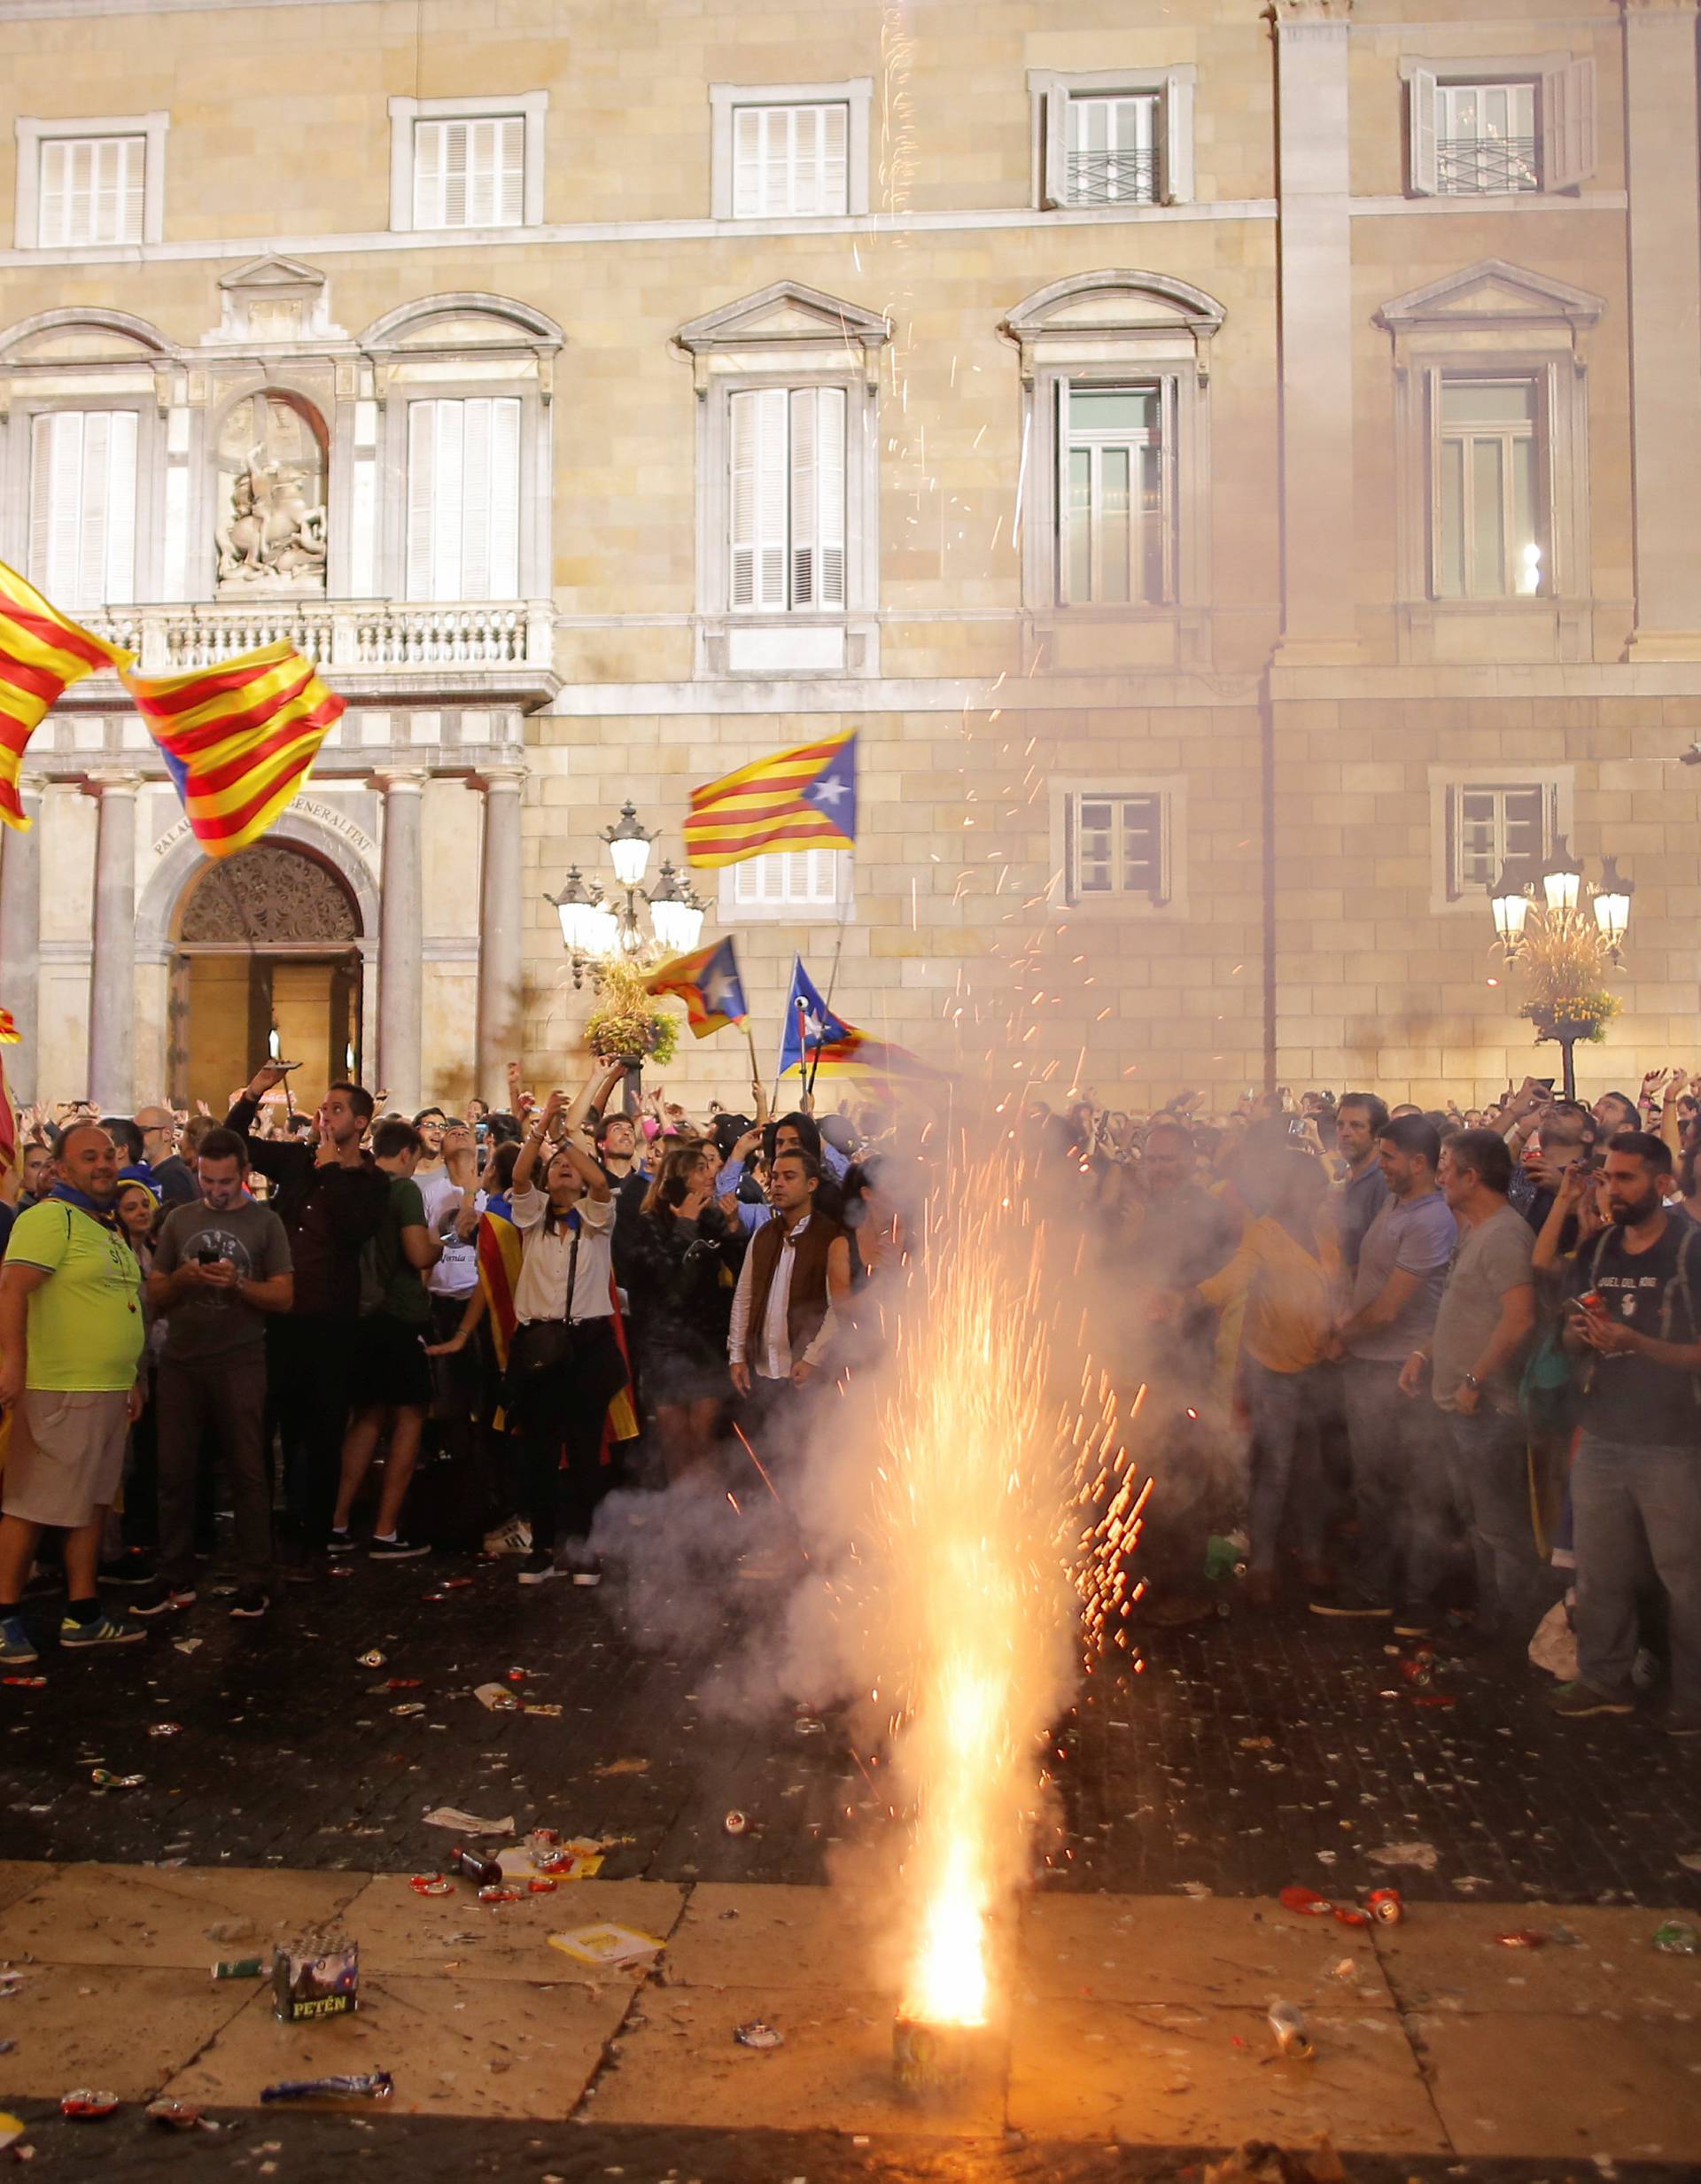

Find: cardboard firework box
272;1931;360;2021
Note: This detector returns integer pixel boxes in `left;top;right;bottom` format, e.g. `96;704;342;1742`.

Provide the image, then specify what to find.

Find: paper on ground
548;1923;663;1968
423;1807;515;1834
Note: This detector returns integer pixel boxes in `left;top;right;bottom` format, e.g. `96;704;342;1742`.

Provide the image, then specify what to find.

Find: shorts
350;1312;433;1411
1;1389;131;1527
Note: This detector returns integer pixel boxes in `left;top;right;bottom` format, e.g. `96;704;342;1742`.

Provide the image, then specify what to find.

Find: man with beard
1555;1131;1701;1732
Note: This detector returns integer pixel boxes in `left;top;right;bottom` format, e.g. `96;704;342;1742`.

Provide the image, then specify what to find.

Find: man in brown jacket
727;1150;850;1440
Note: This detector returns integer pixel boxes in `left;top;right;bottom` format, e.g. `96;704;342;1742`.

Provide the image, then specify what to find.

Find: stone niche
214;392;329;595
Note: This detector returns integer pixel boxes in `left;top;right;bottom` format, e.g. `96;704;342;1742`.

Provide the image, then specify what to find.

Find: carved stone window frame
1427;763;1573;917
1001;270;1223;667
708;80;874;221
673;280;889;679
13;111;170;250
1377;258;1604;664
1048;773;1189;921
1027;66;1198;211
386;91;549;234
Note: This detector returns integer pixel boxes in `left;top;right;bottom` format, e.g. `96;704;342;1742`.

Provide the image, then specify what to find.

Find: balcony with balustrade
1435;135;1539;195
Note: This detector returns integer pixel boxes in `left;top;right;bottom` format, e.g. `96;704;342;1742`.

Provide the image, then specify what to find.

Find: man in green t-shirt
330;1117;441;1559
0;1123;149;1663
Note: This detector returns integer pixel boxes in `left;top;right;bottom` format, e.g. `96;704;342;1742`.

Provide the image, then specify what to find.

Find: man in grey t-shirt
137;1130;292;1620
1314;1114;1457;1632
1401;1129;1548;1643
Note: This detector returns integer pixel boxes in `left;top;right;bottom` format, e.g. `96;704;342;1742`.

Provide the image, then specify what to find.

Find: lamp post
544;802;709;1110
1487;838;1634;1100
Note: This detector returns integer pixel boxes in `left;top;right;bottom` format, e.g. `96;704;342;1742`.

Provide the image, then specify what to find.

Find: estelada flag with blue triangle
776;956;943;1084
683;730;856;868
645;936;749;1038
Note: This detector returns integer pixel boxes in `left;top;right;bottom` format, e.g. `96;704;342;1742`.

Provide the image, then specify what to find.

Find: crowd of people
0;1057;1696;1737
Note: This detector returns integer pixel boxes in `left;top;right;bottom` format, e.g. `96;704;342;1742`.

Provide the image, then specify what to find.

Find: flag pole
744;1023;769;1123
781;994;808;1115
805;897;852;1102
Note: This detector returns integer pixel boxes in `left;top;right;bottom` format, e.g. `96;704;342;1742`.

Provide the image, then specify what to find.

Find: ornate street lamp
1487;845;1633;1099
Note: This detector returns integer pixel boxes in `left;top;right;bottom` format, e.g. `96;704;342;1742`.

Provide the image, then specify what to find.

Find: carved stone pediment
207;257;346;346
675;280;891;359
1376;258;1606;333
179;843;360;944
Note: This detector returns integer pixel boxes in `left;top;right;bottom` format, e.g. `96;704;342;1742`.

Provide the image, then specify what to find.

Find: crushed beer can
272;1929;358;2022
478;1886;520;1905
409;1876;452;1897
146;1722;181;1737
1332;1905;1371;1928
89;1768;143;1792
724;1810;750;1835
1495;1931;1548;1949
1367;1887;1404;1925
1279;1885;1333;1917
1266;2001;1314;2060
59;2090;120;2118
1653;1920;1699;1955
358;1651;385;1668
734;2021;784;2050
2;1676;46;1689
527;1877;558;1894
144;2099;208;2131
521;1701;562;1717
260;2071;392;2104
211;1956;266;1980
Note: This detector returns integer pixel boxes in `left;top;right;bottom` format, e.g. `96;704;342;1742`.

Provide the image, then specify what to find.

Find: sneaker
129;1583;197;1618
326;1529;357;1558
1309;1587;1394;1621
483;1518;533;1557
517;1551;558;1587
369;1535;430;1561
1549;1680;1635;1720
228;1586;270;1621
59;1613;147;1649
97;1551;157;1588
0;1616;39;1666
1666;1713;1701;1738
571;1559;603;1589
1393;1612;1434;1640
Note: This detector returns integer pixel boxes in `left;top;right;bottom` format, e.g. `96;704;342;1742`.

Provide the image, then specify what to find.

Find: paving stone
1416;2009;1701;2161
0;1860;362;1969
159;1970;632;2119
338;1870;685;1984
0;1962;254;2101
1007;1994;1449;2152
664;1878;889;1990
1373;1900;1701;2017
1019;1892;1394;2012
590;1983;1008;2136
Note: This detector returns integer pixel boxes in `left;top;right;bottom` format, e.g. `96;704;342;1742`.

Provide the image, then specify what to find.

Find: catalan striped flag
683;730;857;868
123;640;345;859
0;1046;15;1178
0;559;134;833
0;1008;18;1045
645;937;748;1038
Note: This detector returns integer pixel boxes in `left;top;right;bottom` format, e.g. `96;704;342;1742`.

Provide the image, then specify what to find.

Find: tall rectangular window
412;116;524;229
1068;791;1167;903
1065;92;1160;206
731;104;849;218
405;398;522;601
1449;782;1550;898
1434;81;1538;195
37;135;144;247
728;385;845;613
1434;377;1544;600
1058;382;1170;606
27;409;138;610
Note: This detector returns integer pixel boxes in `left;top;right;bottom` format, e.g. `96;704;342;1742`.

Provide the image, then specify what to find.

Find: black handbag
505;1224;628;1418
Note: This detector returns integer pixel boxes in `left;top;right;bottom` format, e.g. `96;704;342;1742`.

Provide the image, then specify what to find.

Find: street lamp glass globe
607;834;652;888
1592;889;1631;950
1541;841;1582;913
586;905;620;957
649;895;696;952
555;893;602;955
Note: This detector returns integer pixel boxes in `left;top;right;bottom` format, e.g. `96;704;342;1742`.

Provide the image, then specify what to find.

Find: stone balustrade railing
88;599;555;677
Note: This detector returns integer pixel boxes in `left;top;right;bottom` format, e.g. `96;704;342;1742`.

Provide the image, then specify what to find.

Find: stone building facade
0;0;1697;1113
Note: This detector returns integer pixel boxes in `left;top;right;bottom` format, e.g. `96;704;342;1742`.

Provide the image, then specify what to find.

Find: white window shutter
413;121;444;228
38;139;68;247
459;400;493;599
28;414;70;598
443;121;470;227
406;400;439;598
1542;57;1596;190
729;391;757;605
103;409;137;604
732;107;763;217
789;388;817;606
815;386;845;607
821;103;848;214
1409;68;1438;196
487;399;521;597
728;387;788;610
117;136;144;245
67;138;95;245
1162;74;1194;203
497;115;524;224
91;140;120;249
764;109;789;215
1041;86;1068;208
792;106;819;215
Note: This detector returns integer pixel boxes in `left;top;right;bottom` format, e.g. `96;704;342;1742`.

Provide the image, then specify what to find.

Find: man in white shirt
416;1120;486;1525
727;1150;850;1429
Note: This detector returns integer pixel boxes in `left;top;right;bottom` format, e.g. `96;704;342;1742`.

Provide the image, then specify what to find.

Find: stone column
1270;0;1361;664
475;766;526;1104
374;769;426;1108
85;772;140;1112
1622;0;1701;657
0;786;43;1103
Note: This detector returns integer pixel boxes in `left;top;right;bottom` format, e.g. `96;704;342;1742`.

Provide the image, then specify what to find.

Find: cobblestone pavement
1;1527;1697;1908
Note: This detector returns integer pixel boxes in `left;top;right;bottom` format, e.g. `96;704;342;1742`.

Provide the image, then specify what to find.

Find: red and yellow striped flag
123;641;345;859
0;559;133;832
0;1009;19;1045
683;730;857;868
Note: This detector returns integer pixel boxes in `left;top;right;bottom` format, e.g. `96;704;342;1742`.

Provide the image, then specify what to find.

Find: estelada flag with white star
645;937;749;1038
682;730;856;868
777;955;945;1086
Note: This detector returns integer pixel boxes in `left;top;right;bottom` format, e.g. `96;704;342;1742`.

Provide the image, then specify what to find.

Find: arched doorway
168;843;363;1114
